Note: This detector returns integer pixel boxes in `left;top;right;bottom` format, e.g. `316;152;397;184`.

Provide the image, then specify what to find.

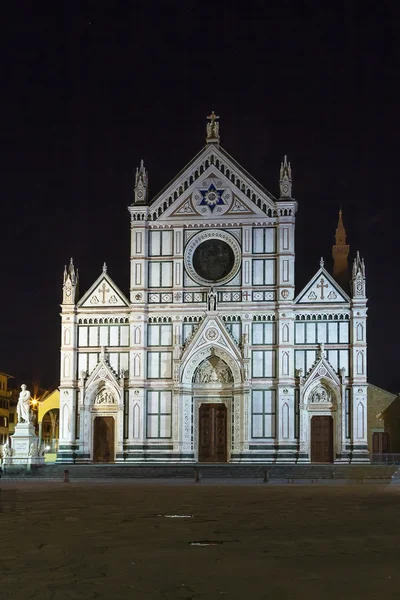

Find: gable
78;273;130;309
303;355;341;388
160;168;271;221
295;268;349;305
180;315;242;365
148;145;277;222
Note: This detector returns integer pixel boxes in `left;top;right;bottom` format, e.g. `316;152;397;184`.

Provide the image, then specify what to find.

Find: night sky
2;1;399;393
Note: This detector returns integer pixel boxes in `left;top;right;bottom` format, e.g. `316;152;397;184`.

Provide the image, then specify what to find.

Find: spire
206;111;220;144
102;262;107;274
335;209;347;245
332;209;350;290
133;159;148;205
62;258;79;304
279;155;292;198
319;257;324;268
351;251;366;298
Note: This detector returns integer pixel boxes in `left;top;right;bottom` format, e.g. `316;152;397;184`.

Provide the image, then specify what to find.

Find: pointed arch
356;323;363;341
134;354;140;377
304;376;339;405
282;324;289;343
181;345;242;384
62;404;69;438
282;351;289;376
356;402;364;438
133;403;140;439
64;328;71;346
356;351;364;375
282;402;289;439
63;355;70;378
134;327;141;345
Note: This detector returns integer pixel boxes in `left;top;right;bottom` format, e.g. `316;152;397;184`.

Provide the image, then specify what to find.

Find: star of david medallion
199;184;226;212
205;327;219;341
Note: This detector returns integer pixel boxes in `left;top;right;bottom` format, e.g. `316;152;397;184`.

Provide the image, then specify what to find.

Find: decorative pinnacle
279;155;292;198
135;160;147;185
320;257;324;268
206;111;220;143
134;159;148;204
102;262;107;274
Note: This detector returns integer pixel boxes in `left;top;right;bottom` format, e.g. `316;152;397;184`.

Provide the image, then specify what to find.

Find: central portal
198;403;227;463
93;416;115;463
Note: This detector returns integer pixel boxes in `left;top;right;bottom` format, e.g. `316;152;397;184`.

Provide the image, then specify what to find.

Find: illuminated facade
57;115;369;464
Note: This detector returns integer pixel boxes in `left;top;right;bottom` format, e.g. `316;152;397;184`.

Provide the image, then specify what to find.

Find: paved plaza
1;480;399;599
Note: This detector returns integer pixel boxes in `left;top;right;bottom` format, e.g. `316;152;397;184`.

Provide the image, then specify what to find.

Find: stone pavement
1;481;399;599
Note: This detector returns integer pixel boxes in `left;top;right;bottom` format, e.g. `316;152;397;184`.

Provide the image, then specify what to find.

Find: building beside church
57;113;369;464
0;372;12;454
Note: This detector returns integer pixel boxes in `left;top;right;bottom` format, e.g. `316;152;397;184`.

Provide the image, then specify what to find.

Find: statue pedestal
3;422;45;470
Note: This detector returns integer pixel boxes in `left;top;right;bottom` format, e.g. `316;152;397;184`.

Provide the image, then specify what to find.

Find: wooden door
372;432;390;454
199;403;227;463
93;416;115;463
311;416;333;463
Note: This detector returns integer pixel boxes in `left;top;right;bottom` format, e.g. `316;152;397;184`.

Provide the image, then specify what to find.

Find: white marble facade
57;115;369;464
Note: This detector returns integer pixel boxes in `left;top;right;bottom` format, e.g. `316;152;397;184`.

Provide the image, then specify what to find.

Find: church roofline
149;146;206;205
367;383;397;398
148;143;278;207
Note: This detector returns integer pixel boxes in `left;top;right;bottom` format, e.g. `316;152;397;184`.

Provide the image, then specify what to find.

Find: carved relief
193;356;233;384
309;385;331;404
95;389;116;405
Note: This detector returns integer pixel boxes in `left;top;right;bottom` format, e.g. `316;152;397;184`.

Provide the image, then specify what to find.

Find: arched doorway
93;416;115;463
194;354;233;463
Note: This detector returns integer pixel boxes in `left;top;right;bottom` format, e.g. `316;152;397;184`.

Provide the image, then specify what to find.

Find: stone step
2;463;396;481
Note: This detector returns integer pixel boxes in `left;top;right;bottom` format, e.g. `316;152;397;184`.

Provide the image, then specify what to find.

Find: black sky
1;1;399;392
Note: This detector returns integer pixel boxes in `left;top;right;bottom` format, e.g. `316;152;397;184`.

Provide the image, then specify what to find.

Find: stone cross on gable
317;278;328;299
206;111;220;141
98;282;110;303
207;111;219;123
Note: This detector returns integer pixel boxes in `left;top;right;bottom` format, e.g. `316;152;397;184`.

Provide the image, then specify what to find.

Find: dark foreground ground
1;481;399;600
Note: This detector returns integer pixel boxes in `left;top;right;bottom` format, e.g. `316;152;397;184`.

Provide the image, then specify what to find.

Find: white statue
17;384;31;423
29;442;39;457
2;442;12;458
207;287;217;311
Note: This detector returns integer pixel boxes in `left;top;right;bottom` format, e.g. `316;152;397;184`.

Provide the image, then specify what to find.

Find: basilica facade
57;114;369;464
